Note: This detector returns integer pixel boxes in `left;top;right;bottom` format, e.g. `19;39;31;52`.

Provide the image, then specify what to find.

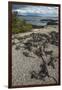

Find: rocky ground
12;25;59;86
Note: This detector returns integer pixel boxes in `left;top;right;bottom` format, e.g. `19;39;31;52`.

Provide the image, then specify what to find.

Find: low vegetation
12;13;32;34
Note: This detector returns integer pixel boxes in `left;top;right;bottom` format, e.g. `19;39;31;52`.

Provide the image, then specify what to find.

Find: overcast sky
12;4;58;17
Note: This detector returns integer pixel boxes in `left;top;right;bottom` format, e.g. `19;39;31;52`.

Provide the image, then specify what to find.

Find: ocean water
18;16;58;26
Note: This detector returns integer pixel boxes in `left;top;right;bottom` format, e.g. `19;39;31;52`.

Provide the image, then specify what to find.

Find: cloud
12;5;58;16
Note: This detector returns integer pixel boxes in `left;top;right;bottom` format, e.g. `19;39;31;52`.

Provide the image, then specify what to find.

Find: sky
12;4;58;17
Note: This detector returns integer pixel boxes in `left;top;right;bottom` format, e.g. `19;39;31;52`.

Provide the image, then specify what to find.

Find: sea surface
18;15;58;26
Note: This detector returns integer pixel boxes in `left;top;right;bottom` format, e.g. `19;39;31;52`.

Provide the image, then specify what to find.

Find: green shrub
12;13;32;34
